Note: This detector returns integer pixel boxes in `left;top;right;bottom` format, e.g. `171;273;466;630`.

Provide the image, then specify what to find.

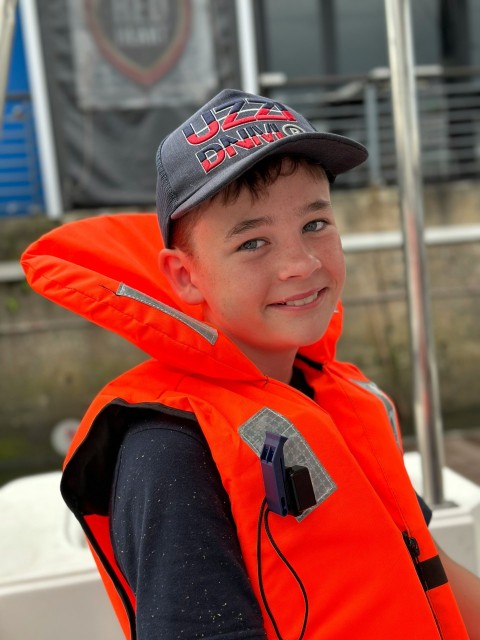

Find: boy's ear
158;248;205;305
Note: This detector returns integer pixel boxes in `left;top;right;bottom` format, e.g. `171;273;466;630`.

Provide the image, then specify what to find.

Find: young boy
21;89;478;639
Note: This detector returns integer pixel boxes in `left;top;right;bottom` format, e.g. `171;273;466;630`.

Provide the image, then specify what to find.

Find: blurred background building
1;0;480;484
3;0;480;214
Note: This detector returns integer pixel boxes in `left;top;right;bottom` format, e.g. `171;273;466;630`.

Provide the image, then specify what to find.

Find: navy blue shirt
111;413;267;639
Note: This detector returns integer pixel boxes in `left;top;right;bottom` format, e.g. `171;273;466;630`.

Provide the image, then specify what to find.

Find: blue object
0;6;44;217
260;432;289;517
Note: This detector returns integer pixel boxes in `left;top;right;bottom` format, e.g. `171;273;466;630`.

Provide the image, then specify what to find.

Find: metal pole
0;0;18;129
19;0;62;219
318;0;338;76
234;0;260;94
384;0;446;506
364;81;382;185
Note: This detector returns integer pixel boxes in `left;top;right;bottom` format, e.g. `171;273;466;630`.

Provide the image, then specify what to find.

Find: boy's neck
241;347;297;384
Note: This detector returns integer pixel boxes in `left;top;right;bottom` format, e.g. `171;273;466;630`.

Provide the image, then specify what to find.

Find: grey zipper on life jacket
350;379;401;447
116;283;218;344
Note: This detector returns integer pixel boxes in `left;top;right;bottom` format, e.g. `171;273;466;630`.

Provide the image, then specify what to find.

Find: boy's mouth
273;289;323;307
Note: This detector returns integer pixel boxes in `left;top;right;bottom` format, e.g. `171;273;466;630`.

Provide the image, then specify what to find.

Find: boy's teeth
284;292;318;307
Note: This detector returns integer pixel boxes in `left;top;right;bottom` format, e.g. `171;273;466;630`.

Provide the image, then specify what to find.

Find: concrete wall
0;215;146;483
1;181;479;482
335;180;480;431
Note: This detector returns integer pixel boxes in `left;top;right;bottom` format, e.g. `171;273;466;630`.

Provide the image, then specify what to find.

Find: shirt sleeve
110;410;266;640
416;491;433;526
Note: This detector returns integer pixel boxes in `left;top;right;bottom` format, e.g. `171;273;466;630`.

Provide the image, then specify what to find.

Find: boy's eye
238;238;266;251
303;219;327;233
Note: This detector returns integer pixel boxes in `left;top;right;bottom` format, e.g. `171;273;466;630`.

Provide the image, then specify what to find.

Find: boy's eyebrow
225;216;274;239
305;198;332;211
225;199;332;240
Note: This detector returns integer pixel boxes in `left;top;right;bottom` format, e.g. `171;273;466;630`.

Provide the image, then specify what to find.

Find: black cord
256;498;309;640
257;498;284;639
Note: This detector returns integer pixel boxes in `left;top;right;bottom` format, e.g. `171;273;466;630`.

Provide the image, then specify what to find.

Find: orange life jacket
21;213;468;640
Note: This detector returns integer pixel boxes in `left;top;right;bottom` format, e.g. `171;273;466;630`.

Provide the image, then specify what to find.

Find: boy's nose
277;241;322;280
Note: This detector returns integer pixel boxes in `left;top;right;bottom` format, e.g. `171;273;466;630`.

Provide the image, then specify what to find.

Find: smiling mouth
275;290;323;307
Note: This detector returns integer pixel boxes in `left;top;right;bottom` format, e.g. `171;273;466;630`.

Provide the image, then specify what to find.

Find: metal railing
261;66;480;189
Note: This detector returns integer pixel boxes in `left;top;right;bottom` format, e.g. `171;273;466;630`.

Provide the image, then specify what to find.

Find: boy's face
164;164;345;377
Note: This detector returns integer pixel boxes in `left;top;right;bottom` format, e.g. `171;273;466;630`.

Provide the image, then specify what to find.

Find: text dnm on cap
156;88;368;246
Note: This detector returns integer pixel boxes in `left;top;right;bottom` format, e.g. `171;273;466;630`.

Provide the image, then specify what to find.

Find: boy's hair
170;154;327;255
155;88;367;247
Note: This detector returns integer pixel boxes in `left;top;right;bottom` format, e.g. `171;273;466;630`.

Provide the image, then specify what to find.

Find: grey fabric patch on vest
239;407;336;520
350;379;401;446
116;283;218;345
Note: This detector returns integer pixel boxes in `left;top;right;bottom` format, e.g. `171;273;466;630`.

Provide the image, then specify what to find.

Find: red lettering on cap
261;130;285;143
183;110;219;145
197;145;226;173
256;107;296;121
220;134;256;156
222;99;297;131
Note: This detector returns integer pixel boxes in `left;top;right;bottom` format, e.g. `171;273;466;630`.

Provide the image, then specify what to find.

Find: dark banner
37;0;239;208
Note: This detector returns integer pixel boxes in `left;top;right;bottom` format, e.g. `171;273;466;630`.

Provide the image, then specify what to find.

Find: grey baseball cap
156;88;368;246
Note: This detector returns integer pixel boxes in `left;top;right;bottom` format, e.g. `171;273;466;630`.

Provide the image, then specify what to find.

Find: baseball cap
156;88;368;246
